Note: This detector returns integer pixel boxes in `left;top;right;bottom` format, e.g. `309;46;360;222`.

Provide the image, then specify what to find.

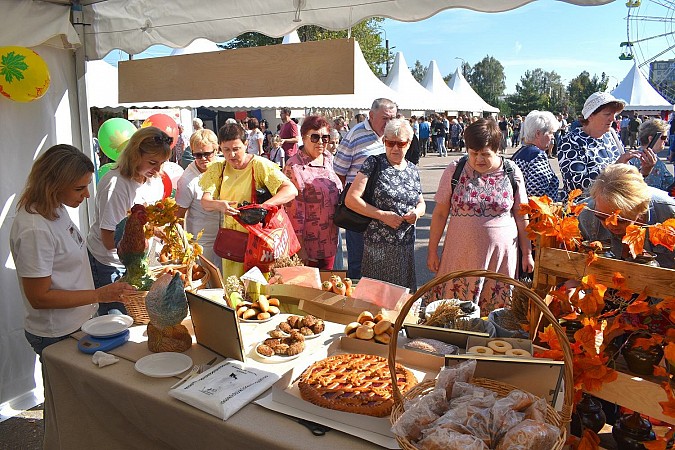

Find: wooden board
118;39;355;103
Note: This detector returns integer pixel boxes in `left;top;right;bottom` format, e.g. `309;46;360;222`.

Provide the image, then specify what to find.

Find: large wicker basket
388;269;574;450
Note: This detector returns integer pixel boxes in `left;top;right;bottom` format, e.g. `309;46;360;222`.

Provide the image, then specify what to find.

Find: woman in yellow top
199;123;298;277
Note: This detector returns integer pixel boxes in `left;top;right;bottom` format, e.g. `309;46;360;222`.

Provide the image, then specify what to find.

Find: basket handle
387;269;573;424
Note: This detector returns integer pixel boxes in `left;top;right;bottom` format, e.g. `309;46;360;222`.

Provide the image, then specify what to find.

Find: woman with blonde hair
87;126;172;314
10;145;135;356
579;164;675;268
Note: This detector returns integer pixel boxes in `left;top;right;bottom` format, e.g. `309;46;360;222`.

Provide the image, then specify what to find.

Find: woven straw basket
388;269;574;450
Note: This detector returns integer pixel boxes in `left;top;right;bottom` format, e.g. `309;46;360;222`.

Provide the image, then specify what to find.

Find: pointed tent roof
282;31;301;44
384;52;447;111
447;68;499;113
420;60;466;112
611;62;674;111
169;38;219;56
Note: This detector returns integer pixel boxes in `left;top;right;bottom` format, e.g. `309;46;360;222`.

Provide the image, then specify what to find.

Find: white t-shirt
87;168;164;267
247;129;264;155
175;162;221;264
10;206;97;337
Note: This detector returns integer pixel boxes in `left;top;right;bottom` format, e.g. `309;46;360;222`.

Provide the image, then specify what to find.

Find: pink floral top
283;150;343;260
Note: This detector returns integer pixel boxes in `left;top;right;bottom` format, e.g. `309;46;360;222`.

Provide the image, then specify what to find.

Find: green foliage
1;51;28;83
567;71;609;117
507;68;568;115
464;56;506;108
411;60;426;83
219;18;388;76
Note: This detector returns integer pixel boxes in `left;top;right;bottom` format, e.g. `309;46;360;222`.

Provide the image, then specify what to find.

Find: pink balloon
161;162;184;189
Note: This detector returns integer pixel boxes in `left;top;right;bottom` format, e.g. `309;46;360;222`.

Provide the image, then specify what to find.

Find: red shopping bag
235;204;300;273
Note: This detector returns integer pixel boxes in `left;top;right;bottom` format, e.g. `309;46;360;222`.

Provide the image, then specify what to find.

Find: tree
567;71;609;117
464;56;506;108
410;60;426;83
218;18;388;76
506;68;568;115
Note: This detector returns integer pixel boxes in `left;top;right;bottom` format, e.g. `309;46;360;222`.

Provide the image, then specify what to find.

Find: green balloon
97;118;137;161
97;162;116;183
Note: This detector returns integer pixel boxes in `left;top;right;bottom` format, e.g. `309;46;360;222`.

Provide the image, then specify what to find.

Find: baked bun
374;319;392;335
344;322;360;336
357;311;374;324
374;333;391;344
355;325;375;340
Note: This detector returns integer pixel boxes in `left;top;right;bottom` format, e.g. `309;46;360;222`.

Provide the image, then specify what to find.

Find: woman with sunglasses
632;119;673;191
283;116;343;269
87;126;172;314
427;118;533;313
200;123;297;278
345;118;425;291
579;164;675;268
175;129;222;269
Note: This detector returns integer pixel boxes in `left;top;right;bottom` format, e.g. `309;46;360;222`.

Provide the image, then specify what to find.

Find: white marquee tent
447;67;500;114
0;0;613;416
610;62;674;112
384;52;447;111
420;60;472;113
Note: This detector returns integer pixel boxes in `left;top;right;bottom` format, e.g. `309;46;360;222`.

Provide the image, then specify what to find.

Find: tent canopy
447;68;499;113
420;60;467;113
384;52;447;111
611;62;674;111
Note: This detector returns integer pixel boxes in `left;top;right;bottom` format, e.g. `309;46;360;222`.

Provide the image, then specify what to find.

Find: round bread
487;340;512;353
344;321;360;336
242;309;257;320
236;306;248;317
362;320;376;329
373;319;392;335
257;296;270;313
267;305;280;316
267;297;280;307
374;333;390;344
505;348;532;357
467;345;494;355
357;311;374;324
355;325;375;340
257;312;271;320
373;313;385;323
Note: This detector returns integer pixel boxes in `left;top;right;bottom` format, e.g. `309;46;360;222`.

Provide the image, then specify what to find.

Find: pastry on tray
297;353;417;417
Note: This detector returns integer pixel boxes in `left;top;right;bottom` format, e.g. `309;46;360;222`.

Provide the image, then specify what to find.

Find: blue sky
104;1;665;95
382;0;632;93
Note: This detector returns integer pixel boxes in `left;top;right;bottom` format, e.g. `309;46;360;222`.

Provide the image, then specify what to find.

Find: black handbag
333;156;380;232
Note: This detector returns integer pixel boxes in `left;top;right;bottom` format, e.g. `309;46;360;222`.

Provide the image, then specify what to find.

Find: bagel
467;345;494;355
505;348;532;358
487;340;512;353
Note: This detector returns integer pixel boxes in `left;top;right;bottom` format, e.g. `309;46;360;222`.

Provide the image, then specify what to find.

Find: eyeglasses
308;133;330;143
384;139;409;149
152;135;174;146
593;211;632;225
660;135;668;141
193;151;214;159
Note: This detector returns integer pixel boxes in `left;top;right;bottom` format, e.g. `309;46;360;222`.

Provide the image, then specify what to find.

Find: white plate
240;315;275;323
273;329;324;340
253;344;301;364
135;352;193;378
81;315;133;338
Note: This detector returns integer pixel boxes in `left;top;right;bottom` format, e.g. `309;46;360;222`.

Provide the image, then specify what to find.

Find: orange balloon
0;46;50;102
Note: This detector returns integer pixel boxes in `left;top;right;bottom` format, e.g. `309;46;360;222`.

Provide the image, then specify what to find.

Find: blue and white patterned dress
557;127;622;199
511;144;560;200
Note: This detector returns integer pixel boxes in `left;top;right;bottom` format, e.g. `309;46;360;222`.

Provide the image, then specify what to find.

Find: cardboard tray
403;323;489;349
465;336;534;357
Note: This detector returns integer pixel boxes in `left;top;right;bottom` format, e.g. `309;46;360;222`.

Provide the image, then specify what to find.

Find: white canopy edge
611;62;674;111
0;0;80;49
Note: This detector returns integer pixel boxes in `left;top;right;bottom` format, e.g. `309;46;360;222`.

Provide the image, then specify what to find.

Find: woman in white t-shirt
10;145;136;357
246;118;264;155
87;126;172;315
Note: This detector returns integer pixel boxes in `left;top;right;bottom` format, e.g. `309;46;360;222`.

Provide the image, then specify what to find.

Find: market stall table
42;316;385;450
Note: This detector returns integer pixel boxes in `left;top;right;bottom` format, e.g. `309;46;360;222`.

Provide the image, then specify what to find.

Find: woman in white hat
557;92;642;200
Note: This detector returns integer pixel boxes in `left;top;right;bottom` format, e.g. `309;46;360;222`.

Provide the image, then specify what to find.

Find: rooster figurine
115;204;153;290
145;272;191;352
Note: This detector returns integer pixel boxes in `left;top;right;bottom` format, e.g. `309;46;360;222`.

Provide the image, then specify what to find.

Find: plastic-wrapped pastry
487;405;524;446
494;419;560;450
435;359;476;400
417;428;489;450
391;390;445;441
523;397;547;422
405;338;459;356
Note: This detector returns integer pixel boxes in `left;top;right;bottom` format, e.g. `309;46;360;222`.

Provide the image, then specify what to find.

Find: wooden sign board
118;39;356;103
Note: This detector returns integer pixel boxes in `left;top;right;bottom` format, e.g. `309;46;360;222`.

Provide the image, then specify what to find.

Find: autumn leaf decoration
622;217;675;258
520;189;583;249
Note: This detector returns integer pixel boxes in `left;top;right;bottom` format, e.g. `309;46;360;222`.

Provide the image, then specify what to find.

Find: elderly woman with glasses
578;164;675;269
199;123;298;278
283;115;343;269
511;110;561;200
345;118;425;291
87;126;172;314
632;118;674;191
175;129;222;269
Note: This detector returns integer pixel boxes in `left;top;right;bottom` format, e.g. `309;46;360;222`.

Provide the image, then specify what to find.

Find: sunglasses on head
308;133;330;143
192;151;214;159
384;139;408;149
152;135;174;146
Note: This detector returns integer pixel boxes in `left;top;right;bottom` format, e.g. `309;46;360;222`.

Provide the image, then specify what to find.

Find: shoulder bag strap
363;154;381;203
450;155;468;198
501;157;518;196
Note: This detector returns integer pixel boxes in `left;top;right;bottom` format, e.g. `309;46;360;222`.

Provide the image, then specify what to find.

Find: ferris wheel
623;0;675;102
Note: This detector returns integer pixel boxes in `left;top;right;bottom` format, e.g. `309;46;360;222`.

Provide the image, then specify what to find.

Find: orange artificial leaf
658;382;675;418
563;312;580;320
586;251;598;267
626;300;651;314
655;297;675;314
612;272;626;289
633;336;661;350
649;218;675;251
557;216;582;248
576;429;600;450
604;210;620;227
538;325;561;349
574;325;600;355
623;224;646;258
653;365;669;377
664;342;675;363
644;440;668;450
572;275;606;317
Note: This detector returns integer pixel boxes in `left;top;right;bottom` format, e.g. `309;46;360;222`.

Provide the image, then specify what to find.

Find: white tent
384;52;448;111
447;67;500;113
0;0;614;416
420;60;470;113
611;62;674;111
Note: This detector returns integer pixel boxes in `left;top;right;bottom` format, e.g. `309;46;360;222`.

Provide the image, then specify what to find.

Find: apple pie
298;353;417;417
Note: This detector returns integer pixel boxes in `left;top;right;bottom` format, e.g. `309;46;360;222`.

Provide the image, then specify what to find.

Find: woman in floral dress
427;118;534;312
345;118;425;291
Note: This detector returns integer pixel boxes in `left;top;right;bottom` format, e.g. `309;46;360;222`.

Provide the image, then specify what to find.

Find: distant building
648;60;675;103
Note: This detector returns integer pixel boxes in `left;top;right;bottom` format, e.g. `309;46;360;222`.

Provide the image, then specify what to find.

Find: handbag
333;155;381;232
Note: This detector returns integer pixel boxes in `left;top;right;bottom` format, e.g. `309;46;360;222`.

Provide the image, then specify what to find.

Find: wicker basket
123;291;150;325
388;269;574;450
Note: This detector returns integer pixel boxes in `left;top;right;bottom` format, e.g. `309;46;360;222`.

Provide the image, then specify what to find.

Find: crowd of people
10;92;675;357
